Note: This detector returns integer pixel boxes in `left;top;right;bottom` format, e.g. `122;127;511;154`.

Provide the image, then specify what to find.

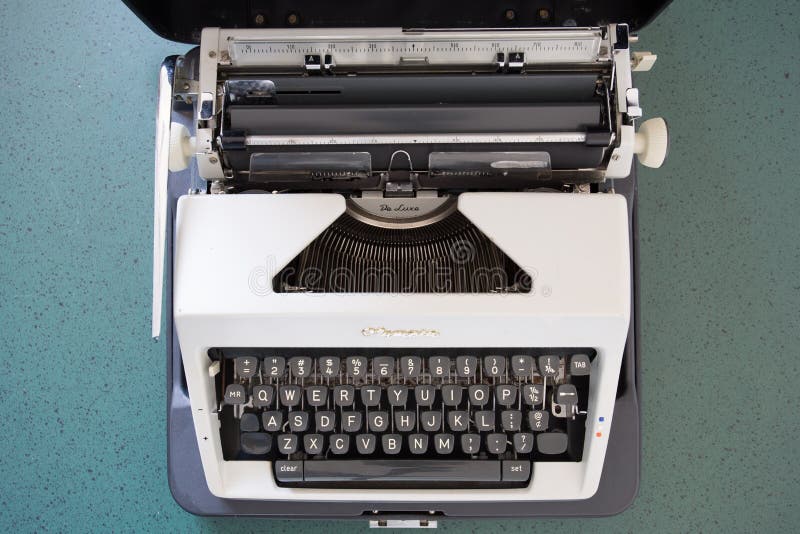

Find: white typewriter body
155;23;665;503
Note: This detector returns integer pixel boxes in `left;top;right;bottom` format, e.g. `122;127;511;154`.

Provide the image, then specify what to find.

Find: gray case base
163;58;642;519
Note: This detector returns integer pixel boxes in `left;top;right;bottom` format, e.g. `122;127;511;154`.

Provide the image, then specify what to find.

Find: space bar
276;460;529;488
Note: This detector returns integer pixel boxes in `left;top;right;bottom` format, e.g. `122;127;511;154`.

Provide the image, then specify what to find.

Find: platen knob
168;122;196;172
633;117;669;168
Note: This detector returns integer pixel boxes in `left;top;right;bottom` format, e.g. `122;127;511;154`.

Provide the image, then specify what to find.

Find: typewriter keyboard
211;347;595;488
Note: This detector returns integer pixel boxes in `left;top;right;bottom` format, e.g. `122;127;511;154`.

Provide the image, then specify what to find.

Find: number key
263;357;285;378
456;356;477;378
346;356;368;379
400;356;421;379
483;355;505;377
288;356;312;378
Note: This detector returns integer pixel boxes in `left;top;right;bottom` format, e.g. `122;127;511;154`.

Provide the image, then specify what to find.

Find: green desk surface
1;0;798;531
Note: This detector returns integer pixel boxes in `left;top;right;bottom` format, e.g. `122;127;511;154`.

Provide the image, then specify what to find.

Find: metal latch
369;520;438;529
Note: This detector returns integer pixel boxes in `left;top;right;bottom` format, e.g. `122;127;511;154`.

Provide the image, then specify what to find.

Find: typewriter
128;0;670;521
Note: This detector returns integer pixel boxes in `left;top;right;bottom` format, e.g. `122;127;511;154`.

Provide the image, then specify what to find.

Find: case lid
124;0;672;44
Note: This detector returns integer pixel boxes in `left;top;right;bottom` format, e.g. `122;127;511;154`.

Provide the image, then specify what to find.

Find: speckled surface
1;0;798;531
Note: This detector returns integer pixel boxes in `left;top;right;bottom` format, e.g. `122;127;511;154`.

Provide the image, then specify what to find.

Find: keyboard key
486;433;507;454
277;434;298;454
468;385;490;407
434;433;455;454
360;385;382;407
395;411;415;432
441;385;463;406
279;385;302;407
387;385;408;406
513;433;534;454
496;385;517;406
483;355;505;377
382;434;402;454
315;411;335;432
537;355;560;378
415;385;436;407
511;355;536;378
409;433;429;454
273;460;302;483
456;356;477;378
502;460;531;482
262;411;283;432
522;384;543;406
252;385;274;407
234;356;258;378
474;410;495;431
289;412;309;432
298;460;509;487
529;410;549;431
537;432;568;455
304;434;324;455
570;354;591;376
400;356;421;379
333;385;354;407
368;411;389;432
346;356;368;379
306;385;328;407
372;357;394;378
420;411;441;432
240;413;260;432
263;356;285;378
330;434;350;454
224;384;246;405
501;410;522;431
447;410;469;432
356;434;377;454
319;356;340;377
461;434;480;454
342;412;363;432
556;384;579;412
428;356;450;377
289;356;312;378
241;432;271;455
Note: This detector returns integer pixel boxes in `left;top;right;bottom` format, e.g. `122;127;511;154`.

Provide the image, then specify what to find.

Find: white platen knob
168;122;196;172
633;117;669;168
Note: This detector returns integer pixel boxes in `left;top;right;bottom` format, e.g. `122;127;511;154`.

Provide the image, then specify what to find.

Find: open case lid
123;0;672;44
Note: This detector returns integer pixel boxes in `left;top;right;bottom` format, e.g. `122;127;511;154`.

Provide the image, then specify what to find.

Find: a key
305;385;328;407
262;411;283;432
474;410;495;431
382;434;402;455
537;432;568;455
537;355;560;378
428;356;450;378
447;411;469;432
400;356;421;379
570;354;591;376
288;356;312;378
277;434;298;454
529;410;549;431
342;412;363;433
356;434;377;454
522;384;543;406
461;434;480;454
483;355;505;377
234;356;258;378
409;434;429;454
487;433;507;454
346;356;368;379
279;385;302;407
421;411;442;432
501;410;522;431
315;411;335;432
468;385;490;407
441;385;463;407
289;412;309;432
456;356;477;378
360;385;382;407
241;433;271;455
240;412;260;432
502;460;531;482
415;385;436;407
372;356;394;379
395;411;415;432
556;384;579;413
368;411;389;432
513;433;534;454
387;385;408;406
304;434;324;455
319;356;340;377
333;385;354;407
330;434;350;454
434;433;455;454
252;385;275;407
511;355;536;378
495;385;517;407
263;356;285;378
224;384;246;405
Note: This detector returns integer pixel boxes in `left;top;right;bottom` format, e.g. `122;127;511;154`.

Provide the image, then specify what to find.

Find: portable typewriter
127;0;670;521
